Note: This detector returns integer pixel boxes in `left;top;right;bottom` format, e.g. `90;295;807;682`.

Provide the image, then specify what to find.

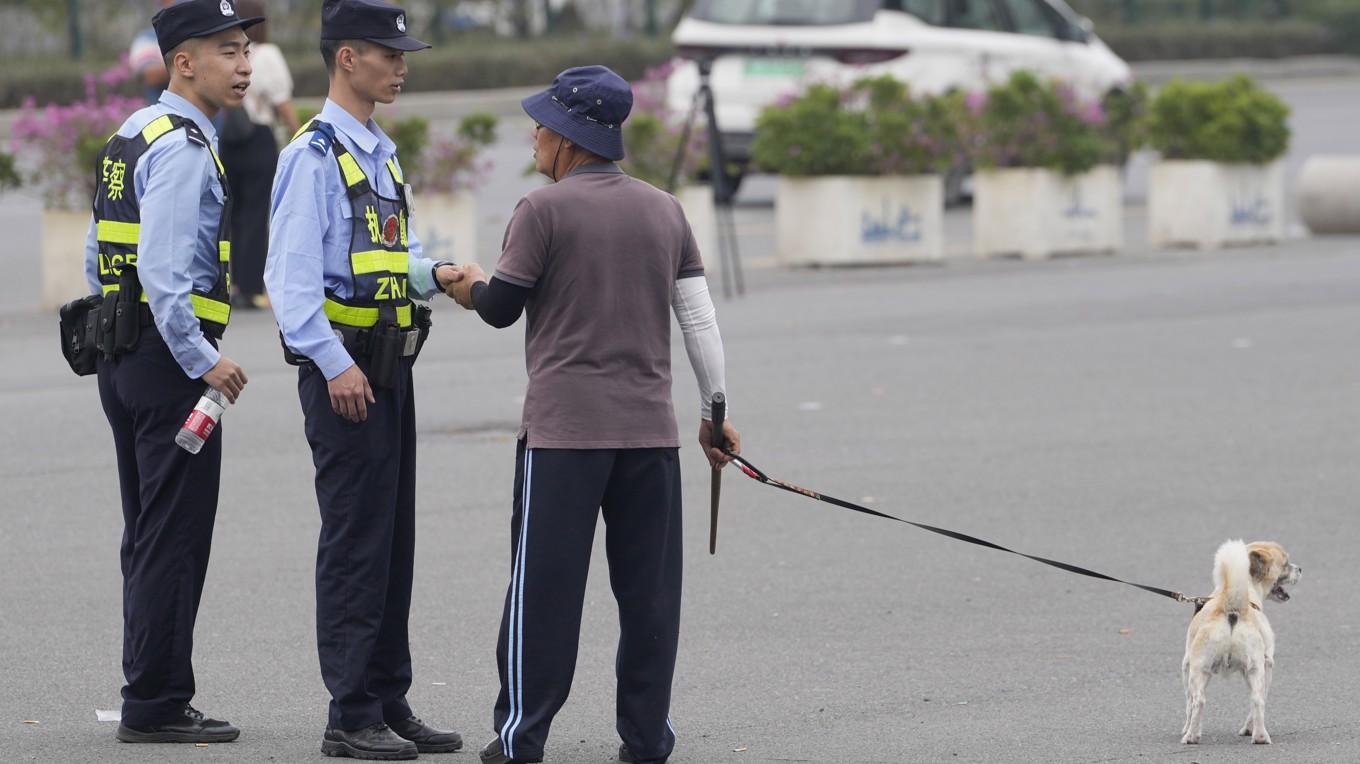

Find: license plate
744;58;805;77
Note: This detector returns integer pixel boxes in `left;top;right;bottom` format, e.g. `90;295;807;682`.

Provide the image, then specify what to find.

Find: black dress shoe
116;705;240;743
388;714;463;753
321;723;418;760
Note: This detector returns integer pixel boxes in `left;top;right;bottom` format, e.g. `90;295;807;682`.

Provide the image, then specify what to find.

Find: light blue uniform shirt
83;90;225;379
266;99;440;380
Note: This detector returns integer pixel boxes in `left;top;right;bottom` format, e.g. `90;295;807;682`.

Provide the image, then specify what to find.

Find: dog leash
723;451;1208;609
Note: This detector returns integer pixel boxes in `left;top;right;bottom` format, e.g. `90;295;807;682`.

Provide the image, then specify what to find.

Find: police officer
82;0;256;745
446;66;742;764
265;0;462;759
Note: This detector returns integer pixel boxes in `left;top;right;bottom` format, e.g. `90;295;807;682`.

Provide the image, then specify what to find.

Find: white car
667;0;1132;175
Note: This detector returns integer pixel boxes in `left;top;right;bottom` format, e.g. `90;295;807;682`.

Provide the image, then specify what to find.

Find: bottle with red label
175;387;228;454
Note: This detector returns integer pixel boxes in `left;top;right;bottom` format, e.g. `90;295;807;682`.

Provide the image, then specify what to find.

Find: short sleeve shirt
494;164;704;449
242;43;294;127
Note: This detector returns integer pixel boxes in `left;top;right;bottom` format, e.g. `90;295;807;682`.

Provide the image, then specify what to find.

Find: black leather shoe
619;744;669;764
479;736;542;764
116;705;240;743
321;723;418;760
389;714;462;753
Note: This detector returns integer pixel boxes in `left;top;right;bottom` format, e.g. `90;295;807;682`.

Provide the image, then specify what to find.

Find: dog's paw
1239;724;1253;736
1181;733;1200;745
1253;732;1272;745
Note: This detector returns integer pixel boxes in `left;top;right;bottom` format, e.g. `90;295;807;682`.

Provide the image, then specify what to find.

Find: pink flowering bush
414;113;498;194
621;61;707;190
749;76;961;177
961;71;1127;175
10;59;142;207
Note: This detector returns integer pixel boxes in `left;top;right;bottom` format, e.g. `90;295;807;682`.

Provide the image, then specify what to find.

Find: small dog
1181;540;1301;745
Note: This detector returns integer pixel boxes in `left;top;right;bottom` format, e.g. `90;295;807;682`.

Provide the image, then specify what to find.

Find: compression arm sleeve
672;276;727;419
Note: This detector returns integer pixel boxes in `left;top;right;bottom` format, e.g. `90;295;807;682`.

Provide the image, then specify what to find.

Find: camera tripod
667;58;745;299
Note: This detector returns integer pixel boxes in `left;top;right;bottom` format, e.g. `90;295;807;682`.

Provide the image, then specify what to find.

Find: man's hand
328;363;375;423
434;263;464;294
201;356;248;404
699;418;740;470
448;262;487;310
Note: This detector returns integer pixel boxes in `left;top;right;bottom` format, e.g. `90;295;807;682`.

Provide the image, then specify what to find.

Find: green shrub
964;71;1117;175
1147;75;1290;163
750;78;958;177
0;151;21;193
1094;19;1340;60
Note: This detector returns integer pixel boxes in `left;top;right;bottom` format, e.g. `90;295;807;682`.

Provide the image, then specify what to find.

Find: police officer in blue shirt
265;0;463;759
81;0;256;745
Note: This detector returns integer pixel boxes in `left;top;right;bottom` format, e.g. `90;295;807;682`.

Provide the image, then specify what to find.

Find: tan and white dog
1181;540;1301;745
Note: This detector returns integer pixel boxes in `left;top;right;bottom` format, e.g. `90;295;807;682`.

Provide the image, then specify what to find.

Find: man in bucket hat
445;65;741;764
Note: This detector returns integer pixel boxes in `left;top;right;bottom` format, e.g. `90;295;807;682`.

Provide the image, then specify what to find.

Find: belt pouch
112;271;142;354
368;324;401;389
412;304;432;362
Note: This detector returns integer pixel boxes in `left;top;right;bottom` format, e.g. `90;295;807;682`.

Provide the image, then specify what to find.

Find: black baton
709;393;725;555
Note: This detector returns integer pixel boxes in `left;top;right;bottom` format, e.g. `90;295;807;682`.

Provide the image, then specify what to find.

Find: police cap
153;0;264;57
322;0;432;51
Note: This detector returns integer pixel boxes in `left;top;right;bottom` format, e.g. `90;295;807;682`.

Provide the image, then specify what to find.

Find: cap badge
396;14;406;33
220;0;234;16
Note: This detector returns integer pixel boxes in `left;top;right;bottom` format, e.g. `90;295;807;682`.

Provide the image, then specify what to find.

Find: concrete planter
42;207;91;311
414;190;478;264
973;166;1123;259
675;185;717;264
1149;160;1285;249
775;175;943;266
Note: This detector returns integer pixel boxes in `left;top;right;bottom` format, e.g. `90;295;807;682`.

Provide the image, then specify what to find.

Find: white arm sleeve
672;275;727;419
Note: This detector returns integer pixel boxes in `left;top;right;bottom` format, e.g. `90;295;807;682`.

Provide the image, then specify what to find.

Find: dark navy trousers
97;331;221;728
298;357;417;731
493;442;683;763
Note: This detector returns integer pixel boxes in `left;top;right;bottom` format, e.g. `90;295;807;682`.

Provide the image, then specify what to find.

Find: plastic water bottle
175;387;228;454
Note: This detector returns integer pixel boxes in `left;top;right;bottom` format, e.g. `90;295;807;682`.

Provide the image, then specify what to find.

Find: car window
948;0;1004;30
1003;0;1059;37
691;0;882;25
884;0;946;26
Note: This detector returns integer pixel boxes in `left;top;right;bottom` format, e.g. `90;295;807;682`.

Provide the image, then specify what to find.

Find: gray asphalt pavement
4;233;1360;762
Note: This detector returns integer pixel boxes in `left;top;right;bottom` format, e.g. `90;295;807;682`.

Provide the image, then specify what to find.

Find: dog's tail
1214;539;1251;628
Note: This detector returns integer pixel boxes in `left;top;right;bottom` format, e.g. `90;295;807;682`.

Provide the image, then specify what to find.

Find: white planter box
1149;160;1285;249
414;190;478;264
42;207;91;311
775;175;943;266
676;185;717;265
973;166;1123;259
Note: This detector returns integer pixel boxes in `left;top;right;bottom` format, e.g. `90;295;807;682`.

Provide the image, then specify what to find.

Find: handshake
433;262;486;310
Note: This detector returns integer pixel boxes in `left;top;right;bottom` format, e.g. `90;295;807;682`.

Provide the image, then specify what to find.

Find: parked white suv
667;0;1132;174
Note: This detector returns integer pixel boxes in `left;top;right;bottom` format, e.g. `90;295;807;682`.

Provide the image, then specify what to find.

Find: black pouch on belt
412;304;432;361
368;323;402;389
58;294;103;376
111;269;142;354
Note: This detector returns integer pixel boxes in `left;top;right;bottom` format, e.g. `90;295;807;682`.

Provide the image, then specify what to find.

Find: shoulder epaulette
306;120;336;156
182;122;209;148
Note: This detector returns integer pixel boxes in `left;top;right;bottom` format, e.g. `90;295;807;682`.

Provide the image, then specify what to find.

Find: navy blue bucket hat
522;65;633;161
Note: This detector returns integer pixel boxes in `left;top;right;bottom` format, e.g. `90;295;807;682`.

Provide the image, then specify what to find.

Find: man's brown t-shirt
493;164;705;449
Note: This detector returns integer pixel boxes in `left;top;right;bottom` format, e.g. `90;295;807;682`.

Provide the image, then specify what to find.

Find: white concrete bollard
1297;156;1360;234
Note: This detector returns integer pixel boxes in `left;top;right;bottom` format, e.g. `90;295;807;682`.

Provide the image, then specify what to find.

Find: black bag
58;294;103;376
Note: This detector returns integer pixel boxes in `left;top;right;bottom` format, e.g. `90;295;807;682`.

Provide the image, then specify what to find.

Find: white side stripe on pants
500;450;533;759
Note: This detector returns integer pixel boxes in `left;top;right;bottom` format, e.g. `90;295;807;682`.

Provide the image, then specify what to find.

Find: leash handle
710;393;726;455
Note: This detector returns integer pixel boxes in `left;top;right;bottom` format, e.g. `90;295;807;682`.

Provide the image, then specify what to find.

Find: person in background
129;0;176;104
219;0;300;310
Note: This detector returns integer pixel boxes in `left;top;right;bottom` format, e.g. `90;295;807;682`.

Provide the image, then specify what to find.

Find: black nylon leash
725;451;1206;608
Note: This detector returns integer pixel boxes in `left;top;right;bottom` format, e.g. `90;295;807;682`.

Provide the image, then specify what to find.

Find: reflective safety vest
93;113;233;334
297;119;414;330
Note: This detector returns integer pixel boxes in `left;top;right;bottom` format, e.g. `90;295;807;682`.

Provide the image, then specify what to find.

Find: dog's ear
1249;549;1268;580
